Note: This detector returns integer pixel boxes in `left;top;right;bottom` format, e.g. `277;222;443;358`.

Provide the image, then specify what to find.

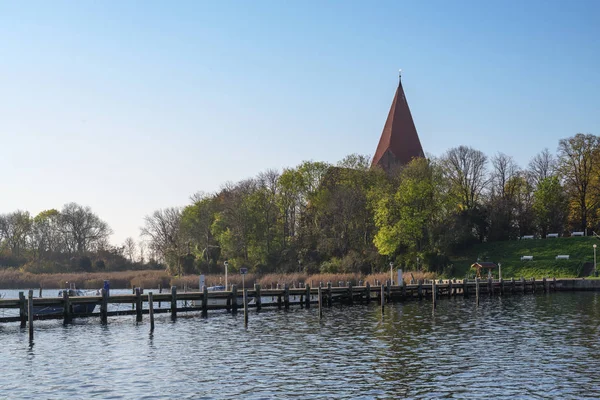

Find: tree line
140;133;600;277
0;203;163;273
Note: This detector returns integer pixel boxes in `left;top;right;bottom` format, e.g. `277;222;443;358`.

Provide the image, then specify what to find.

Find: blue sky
1;0;598;245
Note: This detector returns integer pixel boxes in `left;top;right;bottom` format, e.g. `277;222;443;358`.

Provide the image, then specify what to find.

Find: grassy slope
449;237;599;279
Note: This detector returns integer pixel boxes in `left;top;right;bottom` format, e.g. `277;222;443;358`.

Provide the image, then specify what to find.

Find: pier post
28;290;34;341
254;284;262;312
553;277;557;291
365;282;371;303
488;278;493;296
432;279;437;309
327;282;332;307
39;287;42;298
318;286;323;320
277;292;282;310
380;285;385;315
101;288;108;325
132;287;135;310
511;277;515;293
348;282;353;305
170;286;177;320
531;277;536;294
305;284;311;309
243;288;248;327
543;277;548;293
475;278;480;306
521;277;525;294
386;280;391;303
232;285;238;314
135;288;142;322
463;279;468;298
19;291;26;328
148;292;154;332
500;278;504;296
158;284;162;308
448;280;453;297
418;280;423;300
63;289;72;324
284;284;290;310
202;285;208;317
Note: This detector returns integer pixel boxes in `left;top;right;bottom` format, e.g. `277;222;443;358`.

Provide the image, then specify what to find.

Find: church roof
371;79;424;170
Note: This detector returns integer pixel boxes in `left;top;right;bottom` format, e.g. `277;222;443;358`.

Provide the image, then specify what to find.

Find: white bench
572;232;585;237
547;233;559;238
556;255;570;260
520;256;533;261
521;235;534;240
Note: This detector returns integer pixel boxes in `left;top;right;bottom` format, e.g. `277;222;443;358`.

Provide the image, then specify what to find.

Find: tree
528;148;557;188
30;209;62;260
59;203;112;254
140;207;185;275
0;210;32;257
533;176;568;237
557;133;600;232
441;145;488;210
123;237;136;262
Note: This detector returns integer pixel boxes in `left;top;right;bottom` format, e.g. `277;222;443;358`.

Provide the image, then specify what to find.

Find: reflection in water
1;292;600;398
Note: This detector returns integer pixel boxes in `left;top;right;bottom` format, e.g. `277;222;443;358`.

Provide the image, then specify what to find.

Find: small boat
30;288;97;316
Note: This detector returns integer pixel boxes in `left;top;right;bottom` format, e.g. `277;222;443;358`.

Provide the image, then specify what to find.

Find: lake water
1;289;600;399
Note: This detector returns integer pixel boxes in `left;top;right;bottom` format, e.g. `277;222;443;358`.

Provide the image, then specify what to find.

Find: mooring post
543;277;548;293
170;286;177;320
553;277;557;291
463;279;468;298
432;279;437;309
243;288;248;327
39;287;42;298
418;280;423;300
101;288;108;325
148;292;155;332
521;277;525;294
475;278;480;306
254;284;262;312
19;291;26;328
305;284;311;309
531;277;536;294
202;285;208;317
63;289;72;324
511;277;515;293
327;282;332;307
28;290;34;341
232;285;238;314
365;282;371;303
348;282;353;305
500;278;504;296
386;280;391;303
135;288;142;322
448;280;453;297
318;286;323;320
284;284;290;310
158;284;162;308
132;287;135;310
380;285;385;315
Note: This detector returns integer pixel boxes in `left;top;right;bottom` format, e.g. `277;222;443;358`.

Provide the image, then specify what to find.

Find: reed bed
0;269;438;290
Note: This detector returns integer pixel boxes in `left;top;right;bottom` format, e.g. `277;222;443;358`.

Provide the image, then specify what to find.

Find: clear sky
1;0;598;246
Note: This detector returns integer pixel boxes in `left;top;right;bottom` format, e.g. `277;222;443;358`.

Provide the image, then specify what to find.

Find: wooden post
448;280;453;297
318;286;323;320
417;280;423;300
488;278;493;296
543;277;548;293
475;278;480;306
380;285;385;315
553;277;557;291
101;288;108;325
148;292;155;332
386;280;391;303
243;288;248;327
201;285;208;317
500;278;504;296
135;288;142;322
28;290;34;341
170;286;177;320
158;284;162;308
511;277;515;293
327;282;332;307
305;284;311;309
365;282;371;303
531;277;536;294
277;292;282;310
348;282;353;305
132;287;135;310
521;277;525;294
463;279;468;298
232;285;238;314
19;291;26;328
432;279;437;309
63;289;72;324
39;287;43;298
284;284;290;310
254;284;262;312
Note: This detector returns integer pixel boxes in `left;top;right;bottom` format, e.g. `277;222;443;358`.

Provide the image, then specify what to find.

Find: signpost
240;267;248;289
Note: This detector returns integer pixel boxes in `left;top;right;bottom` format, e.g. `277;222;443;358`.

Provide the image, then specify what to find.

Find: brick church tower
371;76;424;172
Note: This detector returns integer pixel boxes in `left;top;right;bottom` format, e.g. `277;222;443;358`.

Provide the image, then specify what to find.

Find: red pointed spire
371;77;424;171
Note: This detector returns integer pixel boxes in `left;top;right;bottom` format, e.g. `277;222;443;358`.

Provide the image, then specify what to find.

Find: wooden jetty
0;278;596;340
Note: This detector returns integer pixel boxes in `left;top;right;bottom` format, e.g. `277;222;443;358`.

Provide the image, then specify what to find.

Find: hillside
449;237;599;279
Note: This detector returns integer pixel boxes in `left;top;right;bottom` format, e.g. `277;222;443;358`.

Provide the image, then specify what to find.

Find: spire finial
399;69;402;81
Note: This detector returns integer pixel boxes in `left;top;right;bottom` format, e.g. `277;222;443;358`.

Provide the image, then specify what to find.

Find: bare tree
59;203;112;254
441;145;488;209
140;207;184;274
558;133;600;231
123;237;136;262
528;148;557;187
491;152;520;198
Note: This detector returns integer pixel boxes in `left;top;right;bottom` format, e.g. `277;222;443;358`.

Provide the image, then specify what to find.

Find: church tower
371;75;424;172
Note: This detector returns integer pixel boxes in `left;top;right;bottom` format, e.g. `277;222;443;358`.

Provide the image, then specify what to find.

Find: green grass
449;236;599;279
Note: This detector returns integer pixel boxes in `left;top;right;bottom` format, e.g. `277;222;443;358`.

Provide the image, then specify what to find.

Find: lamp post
224;260;229;289
594;245;597;277
390;262;394;285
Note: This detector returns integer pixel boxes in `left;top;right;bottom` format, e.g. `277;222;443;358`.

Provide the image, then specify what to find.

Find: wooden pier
0;277;593;340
